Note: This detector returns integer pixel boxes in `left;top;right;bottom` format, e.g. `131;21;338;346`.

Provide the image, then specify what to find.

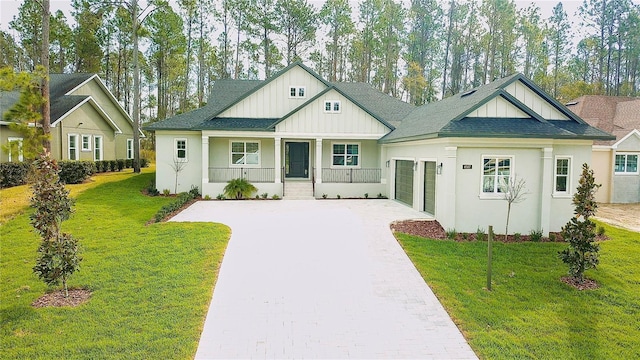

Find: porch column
442;146;458;229
201;136;209;184
539;147;553;236
274;137;281;183
315;138;323;183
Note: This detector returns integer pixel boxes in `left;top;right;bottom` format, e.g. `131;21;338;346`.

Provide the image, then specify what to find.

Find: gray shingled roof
332;82;414;127
195;118;277;131
381;74;615;143
1;73;94;123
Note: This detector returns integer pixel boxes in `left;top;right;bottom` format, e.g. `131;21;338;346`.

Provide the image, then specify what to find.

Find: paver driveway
170;199;477;359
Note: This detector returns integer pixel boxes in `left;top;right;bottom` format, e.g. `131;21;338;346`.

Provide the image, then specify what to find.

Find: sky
1;0;588;34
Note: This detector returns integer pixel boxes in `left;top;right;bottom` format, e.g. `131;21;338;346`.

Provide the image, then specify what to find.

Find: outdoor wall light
386;160;390;168
437;162;443;174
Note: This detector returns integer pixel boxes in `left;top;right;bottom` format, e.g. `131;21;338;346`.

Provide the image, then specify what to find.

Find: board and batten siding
505;81;570;120
467;96;529;118
275;90;390;136
218;66;327;119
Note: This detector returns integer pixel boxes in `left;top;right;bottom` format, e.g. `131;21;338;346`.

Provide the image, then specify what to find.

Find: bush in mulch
560;276;599;290
31;288;91;308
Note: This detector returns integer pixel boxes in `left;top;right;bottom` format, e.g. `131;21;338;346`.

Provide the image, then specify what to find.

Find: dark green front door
395;160;414;206
423;161;436;214
286;142;309;178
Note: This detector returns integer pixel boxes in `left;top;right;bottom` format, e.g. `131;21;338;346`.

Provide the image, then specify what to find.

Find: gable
614;129;640;151
275;89;390;136
70;77;136;135
218;65;328;118
466;96;529;118
59;101;118;134
505;80;570;120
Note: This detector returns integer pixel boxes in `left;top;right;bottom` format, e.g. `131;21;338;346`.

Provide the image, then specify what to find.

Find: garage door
423;161;436;214
395;160;414;206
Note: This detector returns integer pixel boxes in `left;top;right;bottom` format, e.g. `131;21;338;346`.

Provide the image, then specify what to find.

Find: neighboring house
565;96;640;203
0;73;140;162
147;62;613;235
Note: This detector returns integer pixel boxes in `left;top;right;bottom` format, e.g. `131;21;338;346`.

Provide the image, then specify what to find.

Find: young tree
31;151;81;298
559;163;600;283
501;175;528;241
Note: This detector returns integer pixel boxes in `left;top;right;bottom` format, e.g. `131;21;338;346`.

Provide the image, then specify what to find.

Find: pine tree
559;163;600;283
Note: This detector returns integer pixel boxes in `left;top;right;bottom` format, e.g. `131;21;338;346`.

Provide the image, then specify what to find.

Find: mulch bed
32;288;92;308
560;276;600;290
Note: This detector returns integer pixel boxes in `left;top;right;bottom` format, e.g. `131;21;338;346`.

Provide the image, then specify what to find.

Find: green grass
1;172;231;359
396;223;640;359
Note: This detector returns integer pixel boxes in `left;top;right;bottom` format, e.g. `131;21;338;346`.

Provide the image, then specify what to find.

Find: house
0;73;140;162
146;62;613;235
565;96;639;204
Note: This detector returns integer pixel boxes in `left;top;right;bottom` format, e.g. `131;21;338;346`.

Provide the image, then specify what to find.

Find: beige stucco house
566;96;639;203
1;73;139;162
147;62;613;235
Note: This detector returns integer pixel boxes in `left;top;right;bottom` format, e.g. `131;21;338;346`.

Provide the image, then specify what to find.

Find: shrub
145;180;159;196
0;162;31;188
116;159;125;171
109;160;117;172
322;193;328;199
153;191;196;222
597;226;606;237
140;158;149;168
377;193;384;198
446;229;457;240
549;233;557;242
223;178;257;199
58;161;94;184
336;194;341;199
125;159;133;168
261;193;269;199
514;233;522;242
204;195;211;200
216;194;225;200
271;194;280;200
163;189;171;196
189;185;200;197
529;229;543;242
476;228;486;241
364;193;369;199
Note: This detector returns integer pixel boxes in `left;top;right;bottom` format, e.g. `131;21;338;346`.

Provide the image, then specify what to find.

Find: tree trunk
132;0;141;173
42;0;51;153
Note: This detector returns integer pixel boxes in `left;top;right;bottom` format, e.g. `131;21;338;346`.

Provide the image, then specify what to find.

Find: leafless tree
501;175;528;241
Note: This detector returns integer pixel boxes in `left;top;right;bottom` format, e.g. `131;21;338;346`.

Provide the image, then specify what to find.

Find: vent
461;89;477;97
565;101;578;106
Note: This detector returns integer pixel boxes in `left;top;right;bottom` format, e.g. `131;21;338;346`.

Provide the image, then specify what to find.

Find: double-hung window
332;143;359;167
554;157;571;195
482;156;512;194
126;139;134;159
175;139;187;161
289;86;306;98
615;153;638;174
94;136;103;161
81;135;91;151
324;100;341;113
7;137;23;162
68;134;78;160
231;141;260;166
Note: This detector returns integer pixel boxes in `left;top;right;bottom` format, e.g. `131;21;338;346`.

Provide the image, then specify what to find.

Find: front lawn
396;223;640;359
1;171;231;359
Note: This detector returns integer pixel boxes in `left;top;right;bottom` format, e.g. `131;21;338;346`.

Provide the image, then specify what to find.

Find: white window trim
7;137;23;162
68;133;78;161
94;135;103;161
81;134;92;151
479;155;514;199
614;152;639;175
126;139;134;160
324;100;341;113
175;138;188;162
330;142;361;168
229;140;261;168
288;86;306;98
553;156;573;198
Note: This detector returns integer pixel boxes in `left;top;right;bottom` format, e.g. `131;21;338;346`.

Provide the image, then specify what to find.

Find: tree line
1;0;639;124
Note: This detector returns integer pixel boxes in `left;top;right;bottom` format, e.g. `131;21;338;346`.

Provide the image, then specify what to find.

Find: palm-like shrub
223;178;257;199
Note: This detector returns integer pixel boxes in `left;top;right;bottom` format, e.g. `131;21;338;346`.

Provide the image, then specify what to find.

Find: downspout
59;121;63;159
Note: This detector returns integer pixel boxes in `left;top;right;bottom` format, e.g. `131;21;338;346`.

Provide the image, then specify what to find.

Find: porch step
284;182;314;200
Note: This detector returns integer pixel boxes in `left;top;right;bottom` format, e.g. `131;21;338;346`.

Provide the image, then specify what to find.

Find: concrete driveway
170;199;477;359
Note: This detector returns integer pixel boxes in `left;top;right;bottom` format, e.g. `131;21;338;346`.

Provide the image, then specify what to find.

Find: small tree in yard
559;163;600;283
501;175;528;241
31;151;81;297
169;158;188;194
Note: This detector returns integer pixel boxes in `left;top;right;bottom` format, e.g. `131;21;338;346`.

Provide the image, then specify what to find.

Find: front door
286;142;309;178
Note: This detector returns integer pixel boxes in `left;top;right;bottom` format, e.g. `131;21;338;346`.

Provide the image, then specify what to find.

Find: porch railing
321;168;381;183
209;167;275;183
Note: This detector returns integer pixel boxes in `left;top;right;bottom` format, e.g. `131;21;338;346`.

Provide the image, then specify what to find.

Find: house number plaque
462;164;472;169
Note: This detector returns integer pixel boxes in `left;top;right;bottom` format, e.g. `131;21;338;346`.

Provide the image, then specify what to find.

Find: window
332;143;359;167
81;135;91;151
175;139;187;161
126;139;134;159
615;153;638;174
555;157;571;194
482;156;512;194
324;100;341;113
68;134;78;160
94;136;103;161
289;86;306;98
7;137;23;162
230;141;260;166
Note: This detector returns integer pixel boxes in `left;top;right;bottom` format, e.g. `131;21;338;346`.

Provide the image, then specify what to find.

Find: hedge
153;186;200;222
0;162;32;188
58;161;96;184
